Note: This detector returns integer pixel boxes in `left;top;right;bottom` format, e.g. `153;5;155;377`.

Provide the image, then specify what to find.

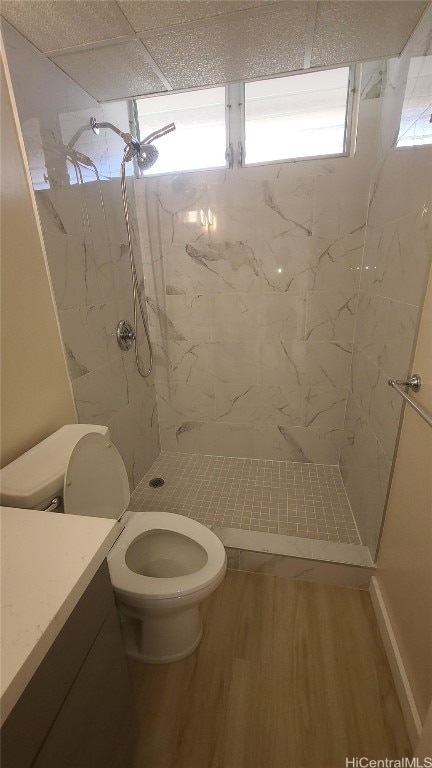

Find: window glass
135;87;226;174
244;67;351;164
397;55;432;148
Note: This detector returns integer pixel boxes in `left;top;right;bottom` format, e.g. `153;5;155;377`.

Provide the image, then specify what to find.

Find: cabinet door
31;606;137;768
1;563;114;768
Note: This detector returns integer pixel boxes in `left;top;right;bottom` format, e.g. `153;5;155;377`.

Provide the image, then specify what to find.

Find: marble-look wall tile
258;341;352;387
59;301;120;380
302;386;347;429
254;424;342;464
211;294;259;341
350;345;379;418
354;292;389;367
107;398;160;490
350;347;403;463
158;243;224;295
340;393;391;555
72;357;129;425
159;419;216;454
153;340;259;386
368;146;432;228
156;382;215;422
360;211;432;307
211;341;259;385
213;422;256;459
379;300;418;378
214;384;302;425
305;291;358;341
258;293;306;341
37;184;85;236
7;26;161;490
146;294;212;342
121;343;156;417
133;56;404;468
184;240;261;294
155;238;267;296
42;230;100;312
255;234;313;294
140;172;315;249
367;369;402;461
360;60;385;101
340;17;432;555
311;170;370;293
355;293;419;379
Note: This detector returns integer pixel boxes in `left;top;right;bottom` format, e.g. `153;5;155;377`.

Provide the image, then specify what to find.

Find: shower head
121;134;159;170
136;143;159;170
89;117;175;171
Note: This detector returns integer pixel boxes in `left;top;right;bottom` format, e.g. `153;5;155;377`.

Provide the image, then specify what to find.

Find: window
397;55;432;148
244;68;351;164
134;66;355;175
135;87;226;175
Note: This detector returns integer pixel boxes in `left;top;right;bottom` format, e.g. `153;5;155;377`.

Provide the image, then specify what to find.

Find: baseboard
370;576;422;749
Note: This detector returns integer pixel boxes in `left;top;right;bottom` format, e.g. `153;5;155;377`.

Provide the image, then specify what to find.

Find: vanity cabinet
1;562;137;768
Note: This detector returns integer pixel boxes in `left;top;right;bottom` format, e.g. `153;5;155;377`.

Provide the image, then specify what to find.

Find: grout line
131;452;361;545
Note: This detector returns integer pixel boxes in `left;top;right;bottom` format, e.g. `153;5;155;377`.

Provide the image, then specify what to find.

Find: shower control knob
116;320;135;351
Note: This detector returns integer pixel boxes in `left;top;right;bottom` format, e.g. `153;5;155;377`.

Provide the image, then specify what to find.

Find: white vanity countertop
0;506;123;725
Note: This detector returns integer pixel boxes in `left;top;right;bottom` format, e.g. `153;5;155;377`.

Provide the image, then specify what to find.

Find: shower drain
149;477;165;488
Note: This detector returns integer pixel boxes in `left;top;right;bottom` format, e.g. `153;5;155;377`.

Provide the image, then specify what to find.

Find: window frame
132;64;359;177
395;54;432;150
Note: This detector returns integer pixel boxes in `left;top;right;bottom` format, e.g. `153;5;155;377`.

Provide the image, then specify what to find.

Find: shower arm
141;123;176;145
67;119;138;151
94;120;176;147
91;119;141;153
67;119;175;152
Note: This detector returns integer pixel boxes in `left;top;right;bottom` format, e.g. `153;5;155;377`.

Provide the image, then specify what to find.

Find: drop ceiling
0;1;429;102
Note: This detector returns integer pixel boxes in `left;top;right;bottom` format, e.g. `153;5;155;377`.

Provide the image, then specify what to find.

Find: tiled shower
3;8;431;567
133;25;431;560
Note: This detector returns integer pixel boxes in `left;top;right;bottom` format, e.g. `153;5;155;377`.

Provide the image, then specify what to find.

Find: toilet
0;425;227;663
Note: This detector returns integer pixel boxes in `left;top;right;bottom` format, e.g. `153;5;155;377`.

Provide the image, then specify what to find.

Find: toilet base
118;603;203;664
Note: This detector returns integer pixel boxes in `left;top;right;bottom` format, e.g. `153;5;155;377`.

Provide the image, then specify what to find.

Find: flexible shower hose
120;147;153;378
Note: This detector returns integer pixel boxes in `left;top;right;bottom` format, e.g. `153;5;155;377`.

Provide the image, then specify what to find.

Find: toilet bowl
0;426;227;663
108;510;226;662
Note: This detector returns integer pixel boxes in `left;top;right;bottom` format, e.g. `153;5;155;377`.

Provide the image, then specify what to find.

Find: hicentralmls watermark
346;759;432;768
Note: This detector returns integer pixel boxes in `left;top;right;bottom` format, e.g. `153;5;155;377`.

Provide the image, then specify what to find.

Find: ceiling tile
311;1;428;67
141;3;310;89
51;41;168;101
0;1;131;53
119;1;268;33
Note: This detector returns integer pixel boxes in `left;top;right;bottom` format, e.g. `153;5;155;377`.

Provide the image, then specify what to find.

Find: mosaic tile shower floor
130;452;361;546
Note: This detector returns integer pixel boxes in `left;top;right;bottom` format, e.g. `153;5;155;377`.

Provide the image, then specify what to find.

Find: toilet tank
0;425;110;510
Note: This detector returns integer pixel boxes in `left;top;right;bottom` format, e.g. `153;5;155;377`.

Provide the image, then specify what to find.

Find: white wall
375;260;432;728
0;53;76;467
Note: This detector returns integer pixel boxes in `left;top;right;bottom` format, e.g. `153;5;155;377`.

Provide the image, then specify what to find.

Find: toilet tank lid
0;425;110;508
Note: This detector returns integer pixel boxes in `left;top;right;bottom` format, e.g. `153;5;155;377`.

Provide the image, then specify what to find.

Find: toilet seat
108;511;226;601
64;433;130;520
2;422;227;663
63;434;226;603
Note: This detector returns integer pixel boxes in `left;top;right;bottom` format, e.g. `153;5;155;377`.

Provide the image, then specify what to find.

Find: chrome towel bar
388;373;432;429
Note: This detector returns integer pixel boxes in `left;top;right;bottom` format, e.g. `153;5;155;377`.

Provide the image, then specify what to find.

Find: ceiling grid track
0;1;429;103
303;2;318;70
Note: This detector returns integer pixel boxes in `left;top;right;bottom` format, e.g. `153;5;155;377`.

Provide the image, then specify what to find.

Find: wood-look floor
129;570;411;768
